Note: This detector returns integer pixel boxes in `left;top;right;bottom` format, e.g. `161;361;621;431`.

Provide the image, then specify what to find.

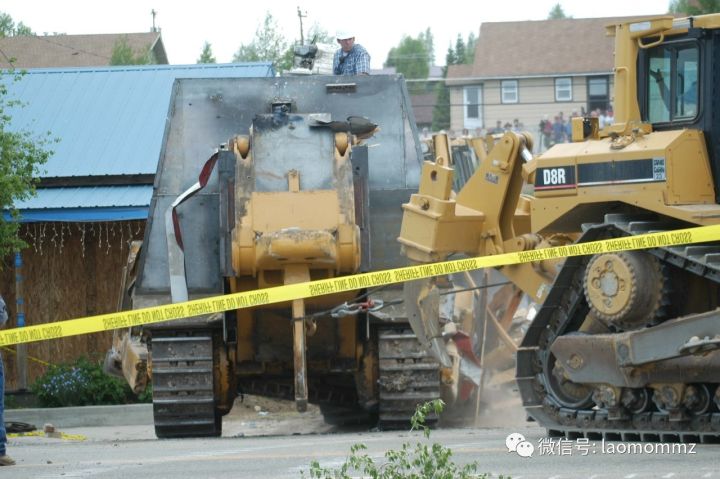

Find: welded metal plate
135;75;423;298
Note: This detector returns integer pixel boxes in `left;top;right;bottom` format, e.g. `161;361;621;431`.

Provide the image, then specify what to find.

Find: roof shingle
0;32;167;69
448;16;660;80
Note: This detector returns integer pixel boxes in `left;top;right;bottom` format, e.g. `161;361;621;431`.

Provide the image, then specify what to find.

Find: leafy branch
303;399;503;479
0;69;56;257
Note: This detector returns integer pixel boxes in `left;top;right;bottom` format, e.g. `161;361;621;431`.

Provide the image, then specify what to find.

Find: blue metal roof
3;62;273;222
15;185;152;209
8;186;153;222
5;63;275;179
13;207;149;223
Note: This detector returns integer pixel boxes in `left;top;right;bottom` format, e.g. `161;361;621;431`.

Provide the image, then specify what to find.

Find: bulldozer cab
638;21;720;200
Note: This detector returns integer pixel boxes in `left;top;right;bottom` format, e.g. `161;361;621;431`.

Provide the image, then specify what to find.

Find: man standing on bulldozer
333;30;370;75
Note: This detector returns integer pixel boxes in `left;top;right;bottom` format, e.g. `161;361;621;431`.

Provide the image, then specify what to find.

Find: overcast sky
3;0;673;68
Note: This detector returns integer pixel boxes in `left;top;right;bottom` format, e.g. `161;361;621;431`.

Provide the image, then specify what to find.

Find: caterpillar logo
535;166;576;190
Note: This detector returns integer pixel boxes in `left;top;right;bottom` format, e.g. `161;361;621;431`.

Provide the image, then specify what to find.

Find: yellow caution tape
1;224;719;347
8;430;87;441
1;346;53;366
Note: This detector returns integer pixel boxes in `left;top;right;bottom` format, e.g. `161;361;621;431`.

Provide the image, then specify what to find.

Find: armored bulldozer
107;74;497;438
399;14;720;442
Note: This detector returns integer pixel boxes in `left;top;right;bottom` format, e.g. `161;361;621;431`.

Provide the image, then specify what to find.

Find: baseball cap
336;29;354;40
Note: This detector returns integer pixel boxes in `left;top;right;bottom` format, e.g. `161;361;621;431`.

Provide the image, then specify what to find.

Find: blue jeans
0;354;6;455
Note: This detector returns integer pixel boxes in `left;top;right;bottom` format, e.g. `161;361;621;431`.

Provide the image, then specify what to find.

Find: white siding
449;87;465;133
447;75;615;149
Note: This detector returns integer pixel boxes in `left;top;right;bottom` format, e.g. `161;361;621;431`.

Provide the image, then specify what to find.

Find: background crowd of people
537;108;614;150
420;107;615;154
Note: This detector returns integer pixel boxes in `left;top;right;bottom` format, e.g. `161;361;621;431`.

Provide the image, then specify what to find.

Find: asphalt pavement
4;402;719;479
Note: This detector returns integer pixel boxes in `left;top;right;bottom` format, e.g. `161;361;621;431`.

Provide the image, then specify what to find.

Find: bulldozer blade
404;279;452;368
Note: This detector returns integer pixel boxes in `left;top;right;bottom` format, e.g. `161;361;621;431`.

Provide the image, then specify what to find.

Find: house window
555;77;572;101
588;77;608;97
587;76;610;113
463;86;483;129
466;87;480;118
501;80;518;104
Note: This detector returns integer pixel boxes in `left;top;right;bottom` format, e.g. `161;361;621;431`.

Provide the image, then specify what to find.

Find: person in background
605;108;614;126
333;30;370;76
491;120;504;134
539;115;552;150
552;115;566;145
0;295;15;466
565;111;578;141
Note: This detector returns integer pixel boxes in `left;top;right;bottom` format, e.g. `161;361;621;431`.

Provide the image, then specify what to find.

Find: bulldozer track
377;326;441;427
517;213;720;443
150;331;221;438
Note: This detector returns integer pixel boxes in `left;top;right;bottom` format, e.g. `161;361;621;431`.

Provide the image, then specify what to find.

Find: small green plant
4;395;20;409
304;399;496;479
30;356;147;407
136;383;153;403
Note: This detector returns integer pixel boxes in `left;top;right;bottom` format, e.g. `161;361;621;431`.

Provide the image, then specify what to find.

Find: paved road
6;423;718;479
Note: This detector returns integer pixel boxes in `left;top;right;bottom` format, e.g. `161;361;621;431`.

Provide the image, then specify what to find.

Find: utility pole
297;6;306;45
151;9;157;33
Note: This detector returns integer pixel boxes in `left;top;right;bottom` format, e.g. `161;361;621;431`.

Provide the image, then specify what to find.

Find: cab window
647;44;698;123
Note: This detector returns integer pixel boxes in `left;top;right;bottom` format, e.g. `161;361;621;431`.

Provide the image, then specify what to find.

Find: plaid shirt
333;44;371;75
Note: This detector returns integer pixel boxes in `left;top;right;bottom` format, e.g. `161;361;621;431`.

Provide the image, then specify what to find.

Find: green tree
306;23;334;44
385;36;430;79
419;27;435;65
465;32;477;64
432;46;457;131
454;34;466;66
0;71;54;257
431;31;478;131
431;32;477;131
432;70;451;131
669;0;720;14
110;36;151;65
445;44;457;67
232;12;292;72
0;11;34;37
197;41;216;64
0;12;11;37
13;22;32;36
548;3;570;19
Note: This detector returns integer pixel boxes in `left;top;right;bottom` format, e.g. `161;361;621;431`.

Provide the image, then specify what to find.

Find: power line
404;79;610;89
413;101;606;108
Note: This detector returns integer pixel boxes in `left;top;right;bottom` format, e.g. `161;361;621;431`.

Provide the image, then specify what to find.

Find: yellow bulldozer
399;14;720;441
